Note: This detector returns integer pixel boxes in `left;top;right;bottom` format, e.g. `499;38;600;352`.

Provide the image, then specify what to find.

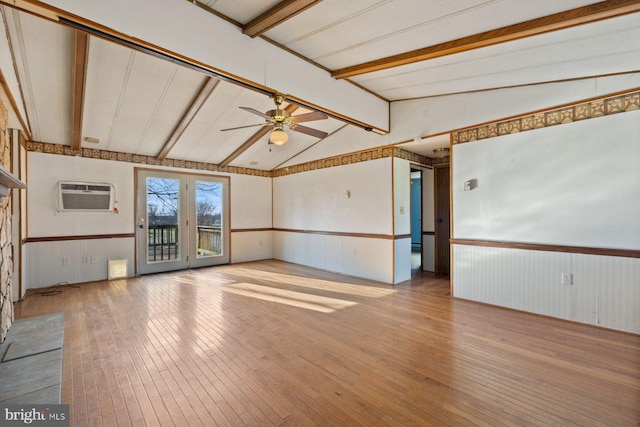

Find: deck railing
196;225;222;256
148;224;178;261
147;224;221;262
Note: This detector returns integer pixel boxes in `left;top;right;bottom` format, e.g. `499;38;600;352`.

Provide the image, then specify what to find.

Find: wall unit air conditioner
58;181;115;212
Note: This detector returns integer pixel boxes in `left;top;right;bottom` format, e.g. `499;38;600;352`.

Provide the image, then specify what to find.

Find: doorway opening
410;168;422;275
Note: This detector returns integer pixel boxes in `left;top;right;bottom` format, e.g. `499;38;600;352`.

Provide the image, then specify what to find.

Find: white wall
274;158;392;234
25;153;135;288
231;231;273;264
274;157;433;283
273;158;395;283
453;110;640;249
25;152;273;288
230;174;272;229
393;158;410;236
393;158;411;283
19;143;27;298
28;153;135;237
229;173;273;263
452;109;640;333
26;151;406;286
11;130;23;301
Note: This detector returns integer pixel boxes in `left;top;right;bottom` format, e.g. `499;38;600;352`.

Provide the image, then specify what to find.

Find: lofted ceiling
1;0;640;170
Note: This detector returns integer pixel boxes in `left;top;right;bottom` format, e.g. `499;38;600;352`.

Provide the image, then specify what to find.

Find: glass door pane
188;175;229;268
195;181;223;258
147;177;181;262
137;170;188;275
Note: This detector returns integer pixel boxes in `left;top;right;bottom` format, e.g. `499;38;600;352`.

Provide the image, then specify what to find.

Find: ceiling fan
221;95;329;145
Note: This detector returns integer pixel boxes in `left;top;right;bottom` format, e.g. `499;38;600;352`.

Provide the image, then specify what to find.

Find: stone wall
0;99;13;343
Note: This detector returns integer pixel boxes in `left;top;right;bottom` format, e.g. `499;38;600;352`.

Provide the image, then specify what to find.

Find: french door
136;169;229;275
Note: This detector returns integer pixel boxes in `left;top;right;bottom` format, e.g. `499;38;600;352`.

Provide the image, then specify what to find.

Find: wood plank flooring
15;260;640;426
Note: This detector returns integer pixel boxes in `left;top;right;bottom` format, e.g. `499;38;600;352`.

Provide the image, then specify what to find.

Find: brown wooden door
434;165;450;275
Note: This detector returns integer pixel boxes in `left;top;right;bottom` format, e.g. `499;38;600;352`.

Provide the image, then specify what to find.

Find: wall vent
58;181;114;212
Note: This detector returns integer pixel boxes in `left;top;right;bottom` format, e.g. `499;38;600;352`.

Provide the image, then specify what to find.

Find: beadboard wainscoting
451;101;640;334
274;230;394;284
453;244;640;334
25;237;135;289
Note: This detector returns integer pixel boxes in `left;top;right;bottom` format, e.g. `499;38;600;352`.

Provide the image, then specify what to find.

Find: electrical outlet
82;257;89;264
91;256;98;264
258;240;263;246
399;206;405;214
561;273;573;285
62;257;71;265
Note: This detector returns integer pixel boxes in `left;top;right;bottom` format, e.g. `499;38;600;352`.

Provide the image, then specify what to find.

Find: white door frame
135;169;229;275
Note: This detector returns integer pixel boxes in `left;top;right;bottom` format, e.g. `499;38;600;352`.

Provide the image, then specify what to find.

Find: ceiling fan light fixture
269;108;290;123
433;147;450;157
270;129;288;145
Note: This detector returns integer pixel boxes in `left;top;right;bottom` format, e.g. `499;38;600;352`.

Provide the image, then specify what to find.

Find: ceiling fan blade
220;123;265;131
239;106;271;120
291;111;328;123
292;124;329;139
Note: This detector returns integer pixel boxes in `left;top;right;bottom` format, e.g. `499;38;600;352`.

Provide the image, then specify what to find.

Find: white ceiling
1;0;640;169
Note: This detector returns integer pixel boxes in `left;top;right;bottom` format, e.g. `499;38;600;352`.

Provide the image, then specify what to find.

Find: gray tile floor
0;312;63;404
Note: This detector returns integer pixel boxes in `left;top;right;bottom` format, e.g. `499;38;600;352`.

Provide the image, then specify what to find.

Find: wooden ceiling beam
157;77;220;161
70;30;89;151
219;126;270;168
219;104;298;168
0;68;32;141
243;0;323;38
332;0;640;79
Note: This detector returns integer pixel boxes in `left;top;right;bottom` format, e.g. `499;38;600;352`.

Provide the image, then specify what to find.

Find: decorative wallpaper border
27;142;272;178
273;147;439;177
393;148;432;165
430;156;450;166
27;142;446;179
273;146;392;177
452;90;640;144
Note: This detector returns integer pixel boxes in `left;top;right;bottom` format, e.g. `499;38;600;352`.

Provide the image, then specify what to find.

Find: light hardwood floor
16;260;640;426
